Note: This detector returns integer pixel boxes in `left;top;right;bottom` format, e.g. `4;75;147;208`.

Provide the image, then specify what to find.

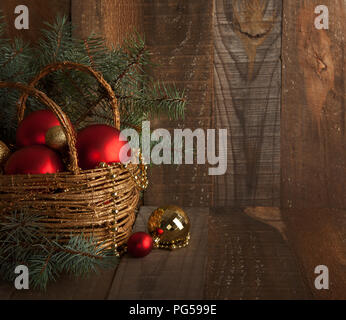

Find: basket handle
17;61;121;130
0;81;80;174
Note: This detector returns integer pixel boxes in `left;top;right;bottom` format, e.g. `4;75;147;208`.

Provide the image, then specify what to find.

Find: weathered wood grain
71;0;143;47
108;206;209;299
0;282;15;300
281;0;346;208
282;208;346;300
0;206;324;300
0;0;70;43
4;268;117;300
205;207;311;299
213;0;282;207
244;206;287;240
143;0;214;207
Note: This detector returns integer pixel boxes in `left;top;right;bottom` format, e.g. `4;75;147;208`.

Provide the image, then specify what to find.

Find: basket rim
0;162;138;178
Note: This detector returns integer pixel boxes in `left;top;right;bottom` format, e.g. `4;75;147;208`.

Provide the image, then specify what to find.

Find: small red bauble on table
5;145;63;175
76;124;130;170
127;232;153;258
16;110;61;147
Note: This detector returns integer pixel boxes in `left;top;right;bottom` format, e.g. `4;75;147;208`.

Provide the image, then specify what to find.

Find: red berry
157;228;164;235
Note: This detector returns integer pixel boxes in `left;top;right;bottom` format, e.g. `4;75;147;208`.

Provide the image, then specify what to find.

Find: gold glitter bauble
0;140;11;168
148;205;190;249
45;126;67;151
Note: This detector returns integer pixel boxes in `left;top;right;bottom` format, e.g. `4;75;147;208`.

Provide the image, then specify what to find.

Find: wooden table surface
0;206;344;300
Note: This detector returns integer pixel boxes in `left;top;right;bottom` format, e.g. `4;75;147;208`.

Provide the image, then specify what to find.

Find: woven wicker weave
0;62;147;251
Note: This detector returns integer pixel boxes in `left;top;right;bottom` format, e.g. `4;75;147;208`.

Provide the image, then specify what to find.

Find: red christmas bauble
127;232;153;258
16;110;61;147
5;145;64;175
76;124;130;170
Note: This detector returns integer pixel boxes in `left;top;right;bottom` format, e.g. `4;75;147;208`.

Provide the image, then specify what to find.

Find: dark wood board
281;0;346;208
71;0;143;47
0;282;15;300
283;208;346;300
0;0;70;44
213;0;282;207
0;206;209;300
4;269;117;300
205;207;311;300
108;206;209;300
0;206;318;300
143;0;214;207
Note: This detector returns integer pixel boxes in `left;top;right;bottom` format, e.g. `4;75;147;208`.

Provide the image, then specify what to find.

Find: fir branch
58;247;105;260
113;45;146;86
40;252;53;275
1;45;24;68
1;241;107;262
83;38;95;69
0;15;186;135
53;21;63;62
74;95;106;126
0;210;118;290
63;69;90;100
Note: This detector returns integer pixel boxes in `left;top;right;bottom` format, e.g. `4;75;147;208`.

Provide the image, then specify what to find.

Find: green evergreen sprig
0;15;186;145
0;210;118;290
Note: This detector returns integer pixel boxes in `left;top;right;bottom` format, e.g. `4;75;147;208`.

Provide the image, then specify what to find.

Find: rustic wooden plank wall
281;0;346;209
143;0;214;207
213;0;282;207
71;0;143;47
281;0;346;300
0;0;70;43
1;1;345;210
283;208;346;299
0;0;143;53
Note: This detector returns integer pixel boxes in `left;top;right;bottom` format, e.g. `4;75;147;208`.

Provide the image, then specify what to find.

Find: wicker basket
0;62;147;251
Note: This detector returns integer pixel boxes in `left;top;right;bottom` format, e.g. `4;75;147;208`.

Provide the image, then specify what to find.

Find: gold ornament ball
148;205;190;247
45;126;67;151
0;140;11;167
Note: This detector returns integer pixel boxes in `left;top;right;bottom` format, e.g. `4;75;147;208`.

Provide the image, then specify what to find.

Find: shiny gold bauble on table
148;205;191;250
0;140;11;168
45;126;67;151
